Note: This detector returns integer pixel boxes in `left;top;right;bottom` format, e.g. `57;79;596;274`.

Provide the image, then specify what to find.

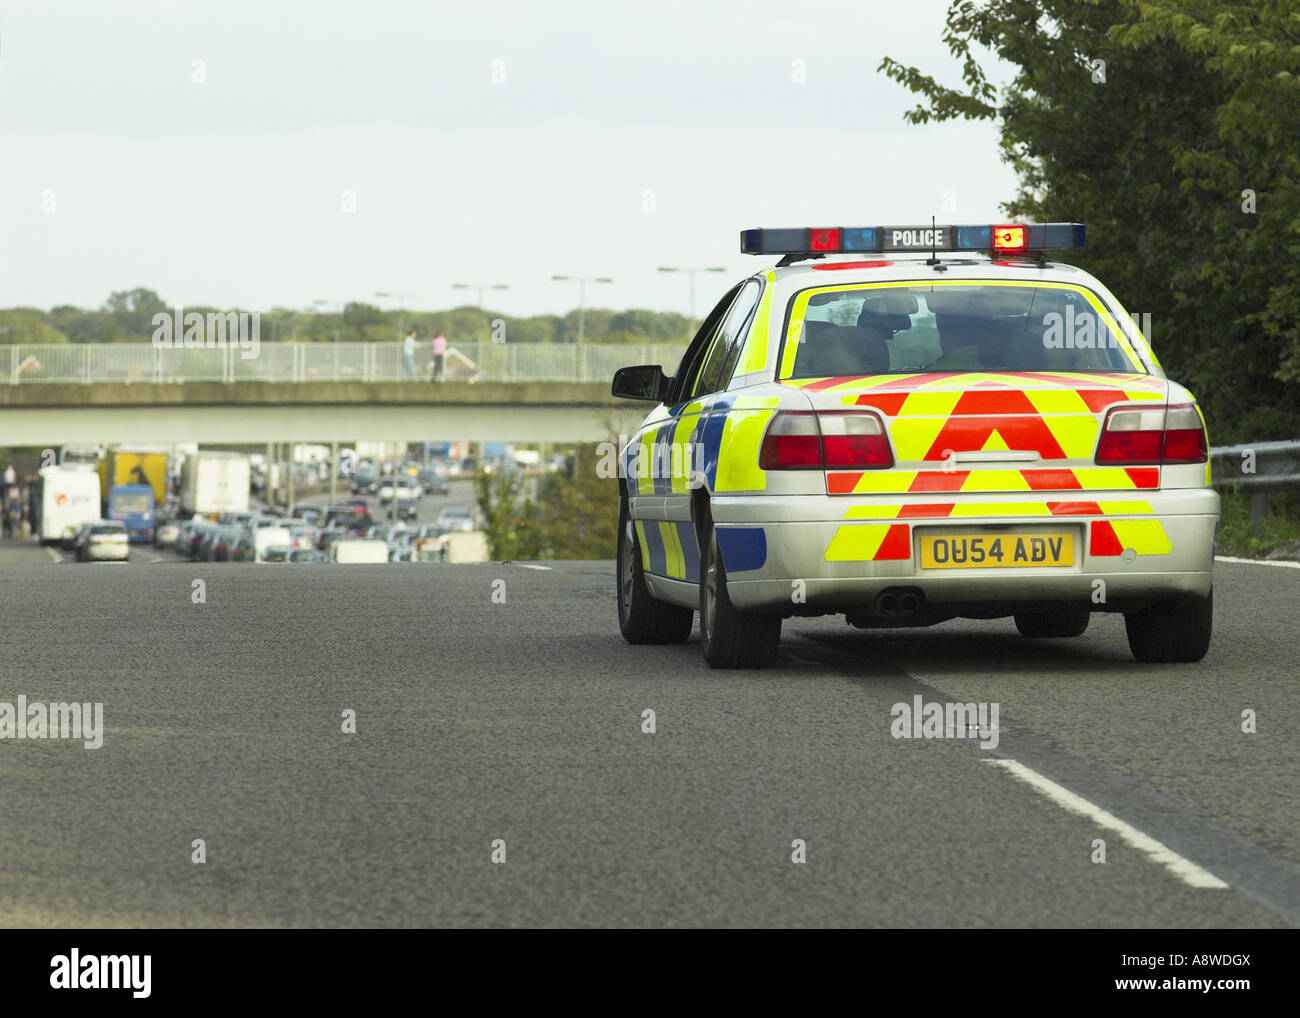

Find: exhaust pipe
874;587;924;617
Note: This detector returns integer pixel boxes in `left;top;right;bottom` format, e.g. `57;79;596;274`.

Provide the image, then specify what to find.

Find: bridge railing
0;342;687;385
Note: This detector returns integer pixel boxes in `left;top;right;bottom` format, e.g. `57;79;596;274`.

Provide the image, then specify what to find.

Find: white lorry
180;451;251;518
39;466;101;544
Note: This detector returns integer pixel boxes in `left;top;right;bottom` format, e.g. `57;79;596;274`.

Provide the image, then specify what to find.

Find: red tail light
760;410;893;470
759;412;821;468
1096;404;1207;465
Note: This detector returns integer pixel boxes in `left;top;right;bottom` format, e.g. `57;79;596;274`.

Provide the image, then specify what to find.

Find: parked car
228;533;256;562
287;548;329;563
351;465;379;495
436;506;475;532
417;462;450;495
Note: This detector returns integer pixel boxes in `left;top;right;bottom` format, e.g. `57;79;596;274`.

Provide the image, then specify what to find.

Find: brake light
819;411;893;467
759;412;821;468
1096;404;1207;465
760;411;893;470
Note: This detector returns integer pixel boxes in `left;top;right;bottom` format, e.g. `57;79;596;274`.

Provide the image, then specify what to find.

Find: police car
614;224;1217;668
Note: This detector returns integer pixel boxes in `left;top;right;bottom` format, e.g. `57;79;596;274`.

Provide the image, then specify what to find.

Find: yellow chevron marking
1044;415;1101;459
844;505;904;519
959;469;1032;492
1026;389;1090;415
980;428;1010;452
1073;468;1138;490
890;417;950;461
1110;519;1171;555
634;521;652;571
852;471;918;493
825;524;892;561
715;409;773;492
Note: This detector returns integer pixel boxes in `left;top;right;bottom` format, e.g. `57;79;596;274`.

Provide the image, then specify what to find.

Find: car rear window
781;282;1144;379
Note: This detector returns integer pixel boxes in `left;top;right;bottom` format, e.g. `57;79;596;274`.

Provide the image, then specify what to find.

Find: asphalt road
0;541;1296;927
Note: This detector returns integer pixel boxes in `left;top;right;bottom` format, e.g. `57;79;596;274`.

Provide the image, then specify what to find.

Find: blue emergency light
740;223;1085;257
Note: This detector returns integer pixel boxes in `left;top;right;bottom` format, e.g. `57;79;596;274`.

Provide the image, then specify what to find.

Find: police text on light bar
740;223;1085;256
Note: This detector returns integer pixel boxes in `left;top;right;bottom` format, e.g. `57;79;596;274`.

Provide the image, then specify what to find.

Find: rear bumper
712;488;1218;613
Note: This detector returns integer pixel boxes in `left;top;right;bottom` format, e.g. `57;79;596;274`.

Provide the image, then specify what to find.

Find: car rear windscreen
785;282;1144;378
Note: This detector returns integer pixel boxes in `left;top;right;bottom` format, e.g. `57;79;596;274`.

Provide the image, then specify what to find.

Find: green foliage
1217;488;1300;557
474;467;528;560
4;294;694;349
473;445;620;560
879;0;1300;442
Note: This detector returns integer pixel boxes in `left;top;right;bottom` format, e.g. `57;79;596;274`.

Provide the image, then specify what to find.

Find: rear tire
1125;590;1213;663
1014;610;1090;638
617;498;693;645
699;515;780;669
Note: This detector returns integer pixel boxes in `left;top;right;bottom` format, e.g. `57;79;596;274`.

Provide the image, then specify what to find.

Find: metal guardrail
1209;441;1300;492
1210;440;1300;537
0;342;685;386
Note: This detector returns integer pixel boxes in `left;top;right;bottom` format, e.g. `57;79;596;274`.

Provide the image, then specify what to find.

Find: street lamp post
375;291;417;338
451;282;510;310
452;283;510;344
551;274;613;345
657;266;727;330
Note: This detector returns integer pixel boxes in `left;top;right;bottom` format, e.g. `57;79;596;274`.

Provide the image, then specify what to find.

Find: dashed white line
1216;554;1300;569
985;758;1229;890
44;546;62;563
513;564;552;571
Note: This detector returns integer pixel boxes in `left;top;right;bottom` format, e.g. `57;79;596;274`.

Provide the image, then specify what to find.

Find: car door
627;284;742;582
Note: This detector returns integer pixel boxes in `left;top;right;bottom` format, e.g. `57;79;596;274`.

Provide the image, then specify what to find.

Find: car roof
761;251;1094;289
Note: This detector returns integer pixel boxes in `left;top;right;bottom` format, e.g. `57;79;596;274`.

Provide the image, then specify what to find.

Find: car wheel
698;513;780;669
1014;610;1090;638
1125;589;1213;663
616;497;693;645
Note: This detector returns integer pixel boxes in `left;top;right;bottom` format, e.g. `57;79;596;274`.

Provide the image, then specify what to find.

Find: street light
551;275;613;345
658;266;727;328
375;291;417;337
451;282;510;309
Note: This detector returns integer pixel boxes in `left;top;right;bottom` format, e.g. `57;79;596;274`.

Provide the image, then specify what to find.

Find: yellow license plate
920;532;1074;569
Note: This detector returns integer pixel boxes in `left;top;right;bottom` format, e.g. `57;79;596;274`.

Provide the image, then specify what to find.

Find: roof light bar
740;223;1084;257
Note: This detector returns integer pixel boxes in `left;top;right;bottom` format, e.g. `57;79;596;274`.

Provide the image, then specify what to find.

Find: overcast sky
0;0;1016;320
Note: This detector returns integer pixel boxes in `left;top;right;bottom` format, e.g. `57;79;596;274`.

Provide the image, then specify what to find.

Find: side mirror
612;364;670;402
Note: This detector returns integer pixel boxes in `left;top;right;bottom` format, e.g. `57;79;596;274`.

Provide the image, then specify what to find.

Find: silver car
614;223;1217;668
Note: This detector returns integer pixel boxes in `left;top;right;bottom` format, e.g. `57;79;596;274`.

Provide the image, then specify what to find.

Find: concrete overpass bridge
0;342;679;445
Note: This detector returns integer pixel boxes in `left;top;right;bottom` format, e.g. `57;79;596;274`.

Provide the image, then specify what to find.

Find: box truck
38;466;101;544
98;447;169;540
180;451;251;518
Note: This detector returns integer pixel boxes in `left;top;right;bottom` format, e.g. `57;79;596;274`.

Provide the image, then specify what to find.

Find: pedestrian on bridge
403;329;419;380
430;331;447;381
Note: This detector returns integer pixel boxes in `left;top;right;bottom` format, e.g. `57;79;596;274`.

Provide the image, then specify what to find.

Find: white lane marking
1216;554;1300;569
985;758;1229;890
45;546;62;563
513;564;552;571
147;554;162;563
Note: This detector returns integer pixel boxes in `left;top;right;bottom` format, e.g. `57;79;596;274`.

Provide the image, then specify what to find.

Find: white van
253;526;293;562
329;538;390;563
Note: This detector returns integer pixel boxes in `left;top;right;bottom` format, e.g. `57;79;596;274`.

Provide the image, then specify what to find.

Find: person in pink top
430;331;448;381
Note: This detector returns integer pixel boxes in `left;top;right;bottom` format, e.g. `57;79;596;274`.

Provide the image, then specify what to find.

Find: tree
879;0;1300;441
102;288;167;341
